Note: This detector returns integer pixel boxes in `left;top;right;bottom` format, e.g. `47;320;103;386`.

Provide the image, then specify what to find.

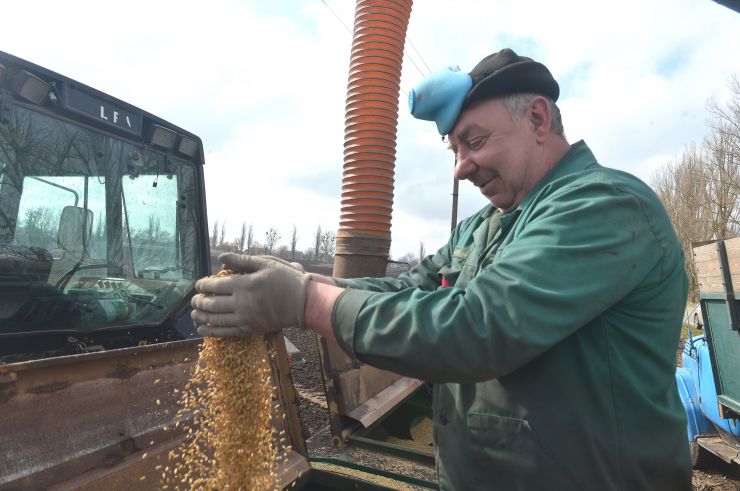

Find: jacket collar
516;139;596;213
479;140;597;222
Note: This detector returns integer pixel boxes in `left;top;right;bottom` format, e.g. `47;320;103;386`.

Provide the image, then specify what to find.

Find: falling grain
163;268;283;490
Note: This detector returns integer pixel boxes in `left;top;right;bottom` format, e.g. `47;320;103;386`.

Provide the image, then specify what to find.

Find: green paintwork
700;294;740;415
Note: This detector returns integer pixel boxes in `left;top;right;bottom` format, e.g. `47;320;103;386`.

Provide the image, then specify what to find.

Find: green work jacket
332;141;691;490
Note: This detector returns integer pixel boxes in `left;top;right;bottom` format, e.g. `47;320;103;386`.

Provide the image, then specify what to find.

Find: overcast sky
2;0;739;259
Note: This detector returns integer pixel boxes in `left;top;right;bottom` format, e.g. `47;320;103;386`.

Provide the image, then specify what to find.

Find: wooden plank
347;377;423;427
693;238;740;293
275;449;311;490
693;241;718;293
265;332;309;458
693;243;718;263
697;436;740;464
337;365;404;415
316;334;351;446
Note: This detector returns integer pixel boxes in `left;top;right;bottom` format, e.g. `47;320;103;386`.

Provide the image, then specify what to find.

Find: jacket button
439;414;448;426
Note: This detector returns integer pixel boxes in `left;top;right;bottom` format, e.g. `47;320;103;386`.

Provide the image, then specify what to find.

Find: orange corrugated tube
336;0;412;272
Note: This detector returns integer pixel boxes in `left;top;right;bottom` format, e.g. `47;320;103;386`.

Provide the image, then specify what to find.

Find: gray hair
501;93;565;138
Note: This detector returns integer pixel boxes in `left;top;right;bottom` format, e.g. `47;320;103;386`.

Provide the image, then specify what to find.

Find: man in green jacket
191;49;692;490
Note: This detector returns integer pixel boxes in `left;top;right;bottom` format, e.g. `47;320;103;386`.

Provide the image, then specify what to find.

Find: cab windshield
0;104;201;340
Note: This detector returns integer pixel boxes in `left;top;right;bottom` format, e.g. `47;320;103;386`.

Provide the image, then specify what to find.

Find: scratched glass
0;104;201;361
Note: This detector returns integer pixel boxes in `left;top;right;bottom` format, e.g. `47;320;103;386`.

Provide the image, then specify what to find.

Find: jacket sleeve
332;179;674;383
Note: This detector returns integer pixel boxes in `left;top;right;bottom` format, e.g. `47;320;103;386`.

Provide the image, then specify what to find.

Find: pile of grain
310;462;422;490
386;417;433;453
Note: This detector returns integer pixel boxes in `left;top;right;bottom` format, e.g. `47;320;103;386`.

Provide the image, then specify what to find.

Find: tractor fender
676;367;713;441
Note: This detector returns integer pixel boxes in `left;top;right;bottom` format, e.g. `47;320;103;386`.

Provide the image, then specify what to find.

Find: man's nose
454;151;477;180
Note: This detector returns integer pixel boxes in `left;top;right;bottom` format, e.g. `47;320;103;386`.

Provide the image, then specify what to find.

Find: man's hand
191;255;311;337
218;252;305;274
219;251;337;285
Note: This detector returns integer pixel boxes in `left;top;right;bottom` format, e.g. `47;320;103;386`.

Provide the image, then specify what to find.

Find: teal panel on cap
408;66;473;135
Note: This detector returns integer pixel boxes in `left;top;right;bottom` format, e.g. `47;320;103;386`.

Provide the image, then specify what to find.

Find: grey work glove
217;252;305;274
191;254;311;337
219;252;336;285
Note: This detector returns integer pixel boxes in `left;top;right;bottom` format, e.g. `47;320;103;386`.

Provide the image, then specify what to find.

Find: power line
319;0;432;79
403;51;429;78
407;38;432;74
320;0;353;35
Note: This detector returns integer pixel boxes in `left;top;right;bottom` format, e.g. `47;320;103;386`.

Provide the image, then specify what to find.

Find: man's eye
469;137;486;150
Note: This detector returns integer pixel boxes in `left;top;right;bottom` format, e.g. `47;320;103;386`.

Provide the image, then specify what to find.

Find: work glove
191;254;311;337
217;252;305;274
219;252;336;286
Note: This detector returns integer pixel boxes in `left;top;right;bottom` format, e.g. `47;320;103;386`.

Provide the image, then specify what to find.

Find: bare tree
707;74;740;162
94;217;104;240
704;129;740;238
251;241;264;255
276;245;289;259
210;220;219;248
704;75;740;236
418;241;426;263
22;206;56;247
219;223;226;248
265;227;281;255
237;222;247;253
396;252;419;268
652;144;713;301
650;74;740;301
290;225;299;259
313;225;322;262
320;230;336;262
247;224;254;254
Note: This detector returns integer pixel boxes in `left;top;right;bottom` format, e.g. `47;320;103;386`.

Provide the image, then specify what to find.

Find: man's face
448;98;539;212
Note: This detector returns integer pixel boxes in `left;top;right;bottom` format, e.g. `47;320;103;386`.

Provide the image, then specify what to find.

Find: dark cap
465;48;559;105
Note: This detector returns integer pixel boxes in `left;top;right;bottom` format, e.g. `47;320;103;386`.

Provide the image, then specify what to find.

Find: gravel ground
284;327;329;437
286;328;740;488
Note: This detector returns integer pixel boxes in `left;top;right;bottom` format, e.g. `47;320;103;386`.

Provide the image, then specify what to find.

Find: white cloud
3;0;739;259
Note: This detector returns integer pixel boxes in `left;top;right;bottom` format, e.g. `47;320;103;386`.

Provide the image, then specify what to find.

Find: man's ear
529;96;551;143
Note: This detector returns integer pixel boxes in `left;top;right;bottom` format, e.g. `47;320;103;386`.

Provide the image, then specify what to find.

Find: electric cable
319;0;432;79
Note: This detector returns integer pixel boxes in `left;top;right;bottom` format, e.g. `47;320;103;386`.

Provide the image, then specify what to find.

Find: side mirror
57;206;93;255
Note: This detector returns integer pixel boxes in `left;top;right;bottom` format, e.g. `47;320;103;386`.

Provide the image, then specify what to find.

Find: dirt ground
694;461;740;490
285;328;740;489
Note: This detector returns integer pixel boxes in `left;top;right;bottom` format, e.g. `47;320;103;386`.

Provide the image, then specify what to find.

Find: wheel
689;439;714;470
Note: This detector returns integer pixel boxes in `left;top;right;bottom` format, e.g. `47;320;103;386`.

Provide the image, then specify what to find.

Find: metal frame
717;240;739;331
698;240;740;419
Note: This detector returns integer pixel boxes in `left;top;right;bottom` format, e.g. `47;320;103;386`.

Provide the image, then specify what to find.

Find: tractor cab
0;51;209;363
